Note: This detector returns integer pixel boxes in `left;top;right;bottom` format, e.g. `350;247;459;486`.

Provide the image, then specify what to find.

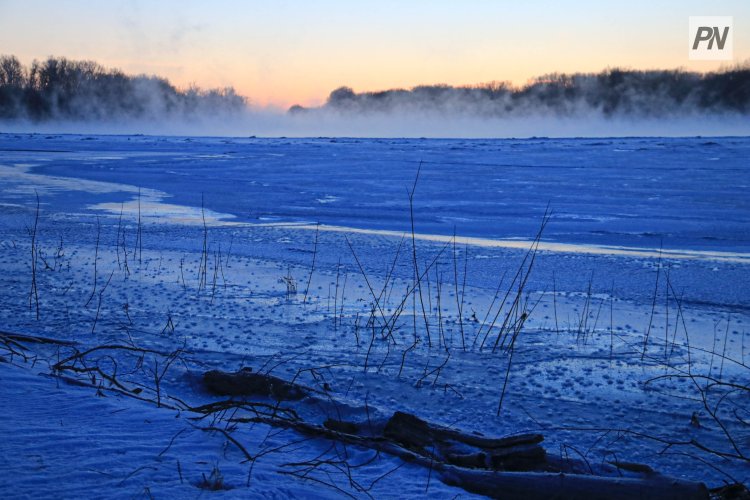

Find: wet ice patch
316;195;340;204
90;198;240;226
0;161;240;227
0;163;158;197
280;223;750;264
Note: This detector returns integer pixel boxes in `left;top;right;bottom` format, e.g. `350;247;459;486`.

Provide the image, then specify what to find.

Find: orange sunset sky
0;0;748;108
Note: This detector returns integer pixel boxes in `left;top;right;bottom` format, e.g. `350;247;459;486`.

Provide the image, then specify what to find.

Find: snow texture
0;133;748;498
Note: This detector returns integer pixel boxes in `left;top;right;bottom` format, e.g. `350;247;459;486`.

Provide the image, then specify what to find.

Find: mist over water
279;67;750;137
1;56;749;137
5;107;750;139
258;111;750;138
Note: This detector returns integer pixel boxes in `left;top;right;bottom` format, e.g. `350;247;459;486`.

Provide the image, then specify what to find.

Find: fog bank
2;56;748;138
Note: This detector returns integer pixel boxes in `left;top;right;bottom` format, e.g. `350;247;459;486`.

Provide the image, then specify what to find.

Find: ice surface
0;133;748;497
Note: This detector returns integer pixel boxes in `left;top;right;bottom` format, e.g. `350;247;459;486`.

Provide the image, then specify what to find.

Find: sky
0;0;748;108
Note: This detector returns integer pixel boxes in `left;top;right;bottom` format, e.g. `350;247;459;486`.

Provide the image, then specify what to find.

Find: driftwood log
203;367;307;400
384;411;546;471
3;335;714;500
441;469;708;500
200;368;709;500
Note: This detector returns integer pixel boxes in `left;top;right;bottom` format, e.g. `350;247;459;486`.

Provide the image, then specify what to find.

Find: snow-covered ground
0;133;748;498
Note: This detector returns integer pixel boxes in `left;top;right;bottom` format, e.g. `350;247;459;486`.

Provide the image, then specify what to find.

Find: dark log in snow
439;469;709;500
241;412;708;500
323;418;358;435
203;368;307;400
384;410;546;471
197;372;710;500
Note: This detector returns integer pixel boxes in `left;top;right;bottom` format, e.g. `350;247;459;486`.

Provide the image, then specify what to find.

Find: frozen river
2;134;748;252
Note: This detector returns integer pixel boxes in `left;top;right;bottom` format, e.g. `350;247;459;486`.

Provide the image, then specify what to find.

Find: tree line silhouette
2;55;747;121
0;55;246;121
303;66;750;117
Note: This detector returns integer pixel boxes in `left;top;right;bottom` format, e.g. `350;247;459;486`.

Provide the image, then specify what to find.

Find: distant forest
2;55;748;122
0;55;246;121
293;66;750;117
